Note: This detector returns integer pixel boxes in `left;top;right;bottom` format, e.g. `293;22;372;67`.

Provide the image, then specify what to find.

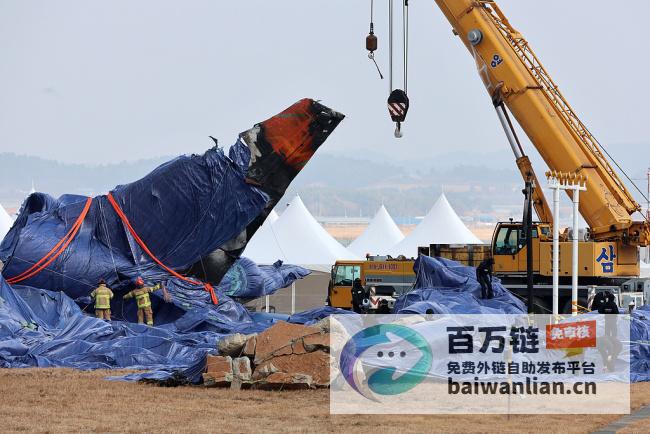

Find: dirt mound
204;320;330;389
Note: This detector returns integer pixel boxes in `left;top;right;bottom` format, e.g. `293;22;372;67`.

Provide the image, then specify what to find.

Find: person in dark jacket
351;278;366;313
595;291;620;371
476;258;495;299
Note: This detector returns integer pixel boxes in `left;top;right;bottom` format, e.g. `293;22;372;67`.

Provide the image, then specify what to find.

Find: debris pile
204;320;331;389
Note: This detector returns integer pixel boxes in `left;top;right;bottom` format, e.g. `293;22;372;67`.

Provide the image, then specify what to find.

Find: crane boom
433;0;649;245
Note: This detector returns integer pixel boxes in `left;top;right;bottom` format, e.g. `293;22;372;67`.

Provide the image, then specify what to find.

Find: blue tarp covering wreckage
393;255;527;315
0;99;346;381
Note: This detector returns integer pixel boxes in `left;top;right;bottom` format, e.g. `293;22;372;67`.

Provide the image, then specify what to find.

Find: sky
1;0;650;166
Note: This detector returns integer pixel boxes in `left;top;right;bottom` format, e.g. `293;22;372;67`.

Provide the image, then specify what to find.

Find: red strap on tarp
7;197;93;285
106;192;218;305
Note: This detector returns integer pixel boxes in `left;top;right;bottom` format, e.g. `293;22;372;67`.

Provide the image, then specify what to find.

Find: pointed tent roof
390;194;482;257
348;205;404;256
0;203;13;241
243;195;358;271
266;209;279;224
641;260;650;278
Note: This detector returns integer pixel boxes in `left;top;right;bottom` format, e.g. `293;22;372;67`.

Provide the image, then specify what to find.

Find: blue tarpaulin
219;258;310;301
0;144;268;300
0;99;347;382
0;98;345;303
631;306;650;382
393;256;527;314
0;274;266;382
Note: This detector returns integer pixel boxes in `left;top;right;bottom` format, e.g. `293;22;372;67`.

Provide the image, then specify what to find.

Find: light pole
547;171;587;317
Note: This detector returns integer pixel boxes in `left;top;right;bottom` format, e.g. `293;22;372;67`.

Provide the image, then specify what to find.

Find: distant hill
1;143;646;220
0;153;173;207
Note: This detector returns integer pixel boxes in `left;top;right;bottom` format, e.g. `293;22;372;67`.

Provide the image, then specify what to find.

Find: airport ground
1;368;649;433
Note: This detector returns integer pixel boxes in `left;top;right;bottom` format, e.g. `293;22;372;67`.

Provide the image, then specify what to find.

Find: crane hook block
387;89;409;123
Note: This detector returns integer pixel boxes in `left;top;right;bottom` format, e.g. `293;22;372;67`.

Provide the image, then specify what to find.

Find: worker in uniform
90;278;114;320
594;291;620;371
476;257;495;299
351;278;366;313
123;276;158;326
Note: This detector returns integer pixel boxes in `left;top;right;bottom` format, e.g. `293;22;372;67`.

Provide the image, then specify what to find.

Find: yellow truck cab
327;256;416;312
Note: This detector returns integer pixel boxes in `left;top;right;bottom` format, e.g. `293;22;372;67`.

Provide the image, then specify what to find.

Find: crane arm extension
433;0;648;245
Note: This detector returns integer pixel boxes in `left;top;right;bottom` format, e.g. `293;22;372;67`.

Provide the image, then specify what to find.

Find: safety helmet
98;278;106;285
135;277;144;287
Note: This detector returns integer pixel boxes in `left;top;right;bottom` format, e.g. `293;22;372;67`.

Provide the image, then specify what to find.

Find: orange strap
106;192;218;305
7;197;93;285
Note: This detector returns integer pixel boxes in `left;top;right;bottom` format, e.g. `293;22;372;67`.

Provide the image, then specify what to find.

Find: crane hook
388;89;409;138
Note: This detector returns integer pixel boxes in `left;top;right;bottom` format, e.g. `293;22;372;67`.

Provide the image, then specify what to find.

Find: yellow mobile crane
431;0;650;285
366;0;650;312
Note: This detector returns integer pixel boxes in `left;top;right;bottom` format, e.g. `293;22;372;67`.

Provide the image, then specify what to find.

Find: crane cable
388;0;409;94
367;0;383;79
597;145;650;223
403;0;409;94
386;0;410;138
389;0;393;92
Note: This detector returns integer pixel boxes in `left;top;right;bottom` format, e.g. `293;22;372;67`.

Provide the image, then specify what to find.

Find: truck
327;256;415;312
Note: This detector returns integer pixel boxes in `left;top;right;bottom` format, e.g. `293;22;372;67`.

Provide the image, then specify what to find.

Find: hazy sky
1;0;650;164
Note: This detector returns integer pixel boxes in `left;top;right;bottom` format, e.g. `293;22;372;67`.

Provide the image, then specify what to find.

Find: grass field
1;368;649;433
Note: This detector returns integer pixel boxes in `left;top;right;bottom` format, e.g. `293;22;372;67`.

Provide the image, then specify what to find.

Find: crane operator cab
491;221;551;275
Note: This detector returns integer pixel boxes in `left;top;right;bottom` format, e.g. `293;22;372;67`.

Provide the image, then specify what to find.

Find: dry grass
2;368;650;433
617;419;650;434
619;418;650;434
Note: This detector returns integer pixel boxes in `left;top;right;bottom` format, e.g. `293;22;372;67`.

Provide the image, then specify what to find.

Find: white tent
266;209;279;225
243;195;358;271
390;193;482;257
0;203;13;241
348;205;404;256
641;260;650;278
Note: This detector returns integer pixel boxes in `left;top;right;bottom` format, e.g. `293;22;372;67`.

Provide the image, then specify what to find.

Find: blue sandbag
393;255;526;314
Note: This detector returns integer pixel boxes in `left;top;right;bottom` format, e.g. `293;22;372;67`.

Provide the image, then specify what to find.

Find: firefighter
124;277;158;326
90;279;114;321
476;257;495;299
